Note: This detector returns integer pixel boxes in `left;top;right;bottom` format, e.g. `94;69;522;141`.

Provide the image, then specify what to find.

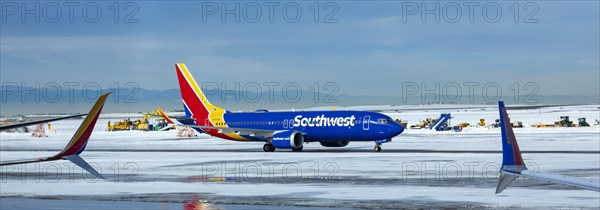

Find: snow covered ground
1;104;599;209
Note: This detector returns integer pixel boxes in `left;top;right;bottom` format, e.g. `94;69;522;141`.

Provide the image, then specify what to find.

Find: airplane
495;101;600;193
173;63;404;152
0;93;111;179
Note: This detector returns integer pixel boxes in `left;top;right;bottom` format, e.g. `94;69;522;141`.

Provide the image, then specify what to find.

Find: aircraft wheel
374;145;382;152
263;144;276;152
292;146;303;152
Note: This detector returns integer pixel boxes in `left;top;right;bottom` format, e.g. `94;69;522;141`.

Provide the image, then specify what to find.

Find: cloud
1;1;598;96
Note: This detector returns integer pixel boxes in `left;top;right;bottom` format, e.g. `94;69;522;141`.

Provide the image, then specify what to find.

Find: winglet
64;155;105;179
496;173;518;194
157;107;175;124
496;101;527;193
51;92;110;178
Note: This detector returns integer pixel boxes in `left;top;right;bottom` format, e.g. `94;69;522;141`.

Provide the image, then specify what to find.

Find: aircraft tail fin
175;63;226;126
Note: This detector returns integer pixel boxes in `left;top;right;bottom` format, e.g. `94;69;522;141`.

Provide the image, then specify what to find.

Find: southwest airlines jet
174;63;404;152
495;101;600;193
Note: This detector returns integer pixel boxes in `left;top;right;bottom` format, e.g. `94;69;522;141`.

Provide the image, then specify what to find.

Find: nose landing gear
373;138;391;152
374;144;382;152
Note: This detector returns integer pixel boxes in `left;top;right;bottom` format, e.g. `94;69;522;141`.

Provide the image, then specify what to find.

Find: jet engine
271;131;304;149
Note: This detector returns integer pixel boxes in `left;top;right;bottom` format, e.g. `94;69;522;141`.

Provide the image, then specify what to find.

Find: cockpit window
377;118;391;123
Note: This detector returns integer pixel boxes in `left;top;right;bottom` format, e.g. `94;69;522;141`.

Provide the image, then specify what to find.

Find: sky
1;1;599;99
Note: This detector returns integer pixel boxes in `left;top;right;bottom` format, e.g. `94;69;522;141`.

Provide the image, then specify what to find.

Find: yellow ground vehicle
410;118;435;129
512;121;523;128
107;119;132;131
530;123;555;128
532;116;589;128
128;108;176;131
555;116;574;127
478;119;485;126
106;108;177;132
394;119;408;129
133;115;151;131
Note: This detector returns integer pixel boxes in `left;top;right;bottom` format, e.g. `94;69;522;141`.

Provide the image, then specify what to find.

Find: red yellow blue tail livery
0;93;111;179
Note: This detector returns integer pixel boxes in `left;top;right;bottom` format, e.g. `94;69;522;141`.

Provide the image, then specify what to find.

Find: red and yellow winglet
50;92;110;178
0;93;110;179
157;107;175;124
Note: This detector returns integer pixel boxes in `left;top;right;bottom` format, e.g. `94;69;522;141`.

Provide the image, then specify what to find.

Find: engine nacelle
319;140;349;147
271;131;304;149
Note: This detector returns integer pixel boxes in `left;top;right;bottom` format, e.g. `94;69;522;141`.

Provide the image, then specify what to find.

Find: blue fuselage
216;110;404;142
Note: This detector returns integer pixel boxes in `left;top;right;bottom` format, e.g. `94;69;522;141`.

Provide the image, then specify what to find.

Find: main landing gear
263;144;303;152
263;143;275;152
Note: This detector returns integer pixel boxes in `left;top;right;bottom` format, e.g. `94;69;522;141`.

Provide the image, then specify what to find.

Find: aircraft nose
389;122;404;136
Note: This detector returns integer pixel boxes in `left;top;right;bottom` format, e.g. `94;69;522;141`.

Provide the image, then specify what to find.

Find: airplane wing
179;124;284;138
495;101;600;193
0;158;42;166
154;107;200;132
156;107;287;138
155;107;195;123
0;93;111;179
0;114;86;131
